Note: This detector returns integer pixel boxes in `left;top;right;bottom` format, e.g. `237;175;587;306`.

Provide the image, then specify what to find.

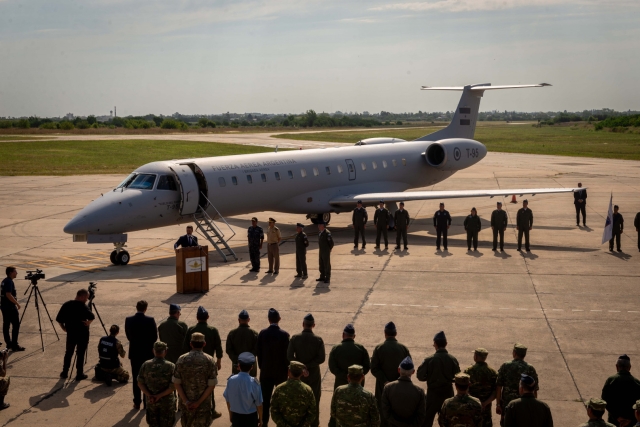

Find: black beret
520;374;536;386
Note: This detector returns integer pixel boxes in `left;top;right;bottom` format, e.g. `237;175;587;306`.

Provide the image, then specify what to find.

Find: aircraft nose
63;216;87;234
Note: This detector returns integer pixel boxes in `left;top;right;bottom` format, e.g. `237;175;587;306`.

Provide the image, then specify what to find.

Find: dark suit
610;212;624;251
574;189;587;225
635;213;640;252
174;234;199;249
124;312;157;406
516;208;533;251
257;324;290;426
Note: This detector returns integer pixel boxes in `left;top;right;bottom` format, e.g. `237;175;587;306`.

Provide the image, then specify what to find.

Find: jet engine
424;138;486;171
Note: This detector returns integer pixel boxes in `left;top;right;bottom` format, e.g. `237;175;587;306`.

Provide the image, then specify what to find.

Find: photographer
56;289;95;381
1;267;24;352
0;349;9;410
96;325;129;386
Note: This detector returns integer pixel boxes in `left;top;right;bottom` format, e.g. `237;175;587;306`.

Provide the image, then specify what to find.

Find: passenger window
301;169;307;178
261;173;267;182
402;158;407;166
157;175;178;191
382;160;388;168
288;170;293;179
325;166;331;175
232;176;238;185
313;167;319;176
337;165;343;173
372;161;378;170
218;177;226;187
361;162;367;171
275;172;281;181
392;159;397;167
128;174;156;190
247;175;253;184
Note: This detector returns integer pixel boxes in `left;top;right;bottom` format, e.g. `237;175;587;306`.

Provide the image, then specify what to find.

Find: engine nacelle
424;138;486;171
355;137;406;146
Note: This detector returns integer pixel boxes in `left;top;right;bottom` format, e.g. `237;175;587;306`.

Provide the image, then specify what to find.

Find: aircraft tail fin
415;83;551;141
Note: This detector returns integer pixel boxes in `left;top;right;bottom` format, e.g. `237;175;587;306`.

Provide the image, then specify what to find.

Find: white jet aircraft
64;83;581;265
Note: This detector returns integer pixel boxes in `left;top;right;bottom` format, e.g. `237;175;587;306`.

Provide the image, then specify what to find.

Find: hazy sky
1;0;639;117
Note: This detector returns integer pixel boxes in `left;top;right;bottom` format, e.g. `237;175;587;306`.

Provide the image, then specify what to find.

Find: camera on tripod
25;269;45;284
88;282;97;301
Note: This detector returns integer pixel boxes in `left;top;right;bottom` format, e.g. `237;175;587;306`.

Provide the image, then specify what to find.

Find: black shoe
212;411;223;420
583;223;586;227
76;374;88;381
385;245;388;249
492;248;496;251
60;371;68;379
436;247;441;251
105;373;113;387
576;223;580;226
0;398;9;411
374;245;380;249
294;274;301;278
316;278;324;281
474;248;478;251
404;246;408;250
324;279;330;284
500;249;504;252
266;270;273;274
609;248;613;252
395;246;400;250
12;345;25;352
273;271;279;275
302;274;308;278
249;268;258;272
444;247;448;251
617;249;622;252
354;245;358;249
467;248;471;251
362;244;366;248
517;248;521;252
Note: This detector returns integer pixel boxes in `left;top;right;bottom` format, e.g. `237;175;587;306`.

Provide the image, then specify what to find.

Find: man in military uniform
331;364;380;427
224;352;264;427
579;398;615;427
438;373;483;427
381;357;426;427
601;354;640;426
503;375;552;427
635;211;640;252
491;202;508;252
394;202;410;250
633;400;640;426
417;331;461;427
374;201;390;250
157;303;188;364
574;182;587;227
496;343;538;425
0;347;10;410
295;223;309;278
270;361;317;427
96;324;130;386
516;200;533;252
183;306;223;419
226;310;258;376
610;205;624;252
317;221;334;284
266;217;282;274
464;348;498;427
287;313;325;427
371;321;411;414
464;207;482;252
138;341;176;427
353;200;368;249
173;332;218;427
248;217;264;272
433;203;452;251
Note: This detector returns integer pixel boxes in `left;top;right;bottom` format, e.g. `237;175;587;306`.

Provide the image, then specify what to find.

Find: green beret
474;348;489;355
191;332;205;343
154;341;167;352
289;361;306;374
588;398;607;411
454;373;471;385
348;365;364;375
513;343;527;356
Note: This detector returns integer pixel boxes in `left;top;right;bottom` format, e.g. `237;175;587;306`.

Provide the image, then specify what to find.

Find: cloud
369;0;636;12
338;17;378;23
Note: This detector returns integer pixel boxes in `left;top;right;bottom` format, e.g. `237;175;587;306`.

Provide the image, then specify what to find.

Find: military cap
497;201;503;205
304;313;314;322
399;356;414;370
196;306;208;318
523;199;529;203
238;352;256;364
191;332;205;343
169;303;181;312
239;309;249;319
153;341;167;352
439;202;444;206
454;373;471;385
316;220;326;225
357;200;363;204
384;321;396;332
471;207;477;211
587;398;607;411
269;217;276;223
474;348;489;355
296;223;304;228
379;200;384;204
614;205;619;209
343;324;355;335
399;201;405;205
633;399;640;410
513;343;527;356
348;365;364;375
251;217;258;222
433;331;446;341
520;374;536;386
268;308;279;319
619;354;631;361
289;361;306;374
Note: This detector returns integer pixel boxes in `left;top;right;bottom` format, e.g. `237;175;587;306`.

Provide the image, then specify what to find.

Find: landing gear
308;213;332;225
110;242;130;265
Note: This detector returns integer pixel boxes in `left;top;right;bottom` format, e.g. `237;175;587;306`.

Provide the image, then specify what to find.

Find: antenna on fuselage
275;145;279;153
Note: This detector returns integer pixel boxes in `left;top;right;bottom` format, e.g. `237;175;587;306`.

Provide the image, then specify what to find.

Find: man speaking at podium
174;226;199;250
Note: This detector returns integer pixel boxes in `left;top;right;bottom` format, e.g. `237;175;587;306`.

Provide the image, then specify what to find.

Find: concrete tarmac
0;146;639;427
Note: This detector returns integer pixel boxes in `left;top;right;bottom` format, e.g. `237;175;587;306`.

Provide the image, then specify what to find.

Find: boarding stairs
193;193;238;262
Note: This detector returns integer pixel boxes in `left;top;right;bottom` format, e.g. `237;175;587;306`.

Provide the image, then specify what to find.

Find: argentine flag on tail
602;193;613;245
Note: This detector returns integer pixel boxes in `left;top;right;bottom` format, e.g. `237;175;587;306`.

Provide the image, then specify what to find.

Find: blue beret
169;304;181;312
343;324;355;335
434;331;446;341
296;223;304;228
238;352;255;364
384;321;396;332
520;374;536;386
399;356;414;370
304;313;314;322
268;308;279;318
196;306;208;318
239;309;249;319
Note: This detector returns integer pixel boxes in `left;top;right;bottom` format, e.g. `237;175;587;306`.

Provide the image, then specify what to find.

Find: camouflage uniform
496;359;538;411
579;398;615;427
270;378;317;427
579;420;616;427
100;339;130;383
331;383;380;427
0;376;9;397
138;357;176;427
173;349;219;427
438;394;483;427
465;362;498;427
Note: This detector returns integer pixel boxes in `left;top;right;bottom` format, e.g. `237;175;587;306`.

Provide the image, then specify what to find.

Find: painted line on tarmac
366;303;639;314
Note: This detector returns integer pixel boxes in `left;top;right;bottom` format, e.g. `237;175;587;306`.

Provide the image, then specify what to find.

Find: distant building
64;113;74;121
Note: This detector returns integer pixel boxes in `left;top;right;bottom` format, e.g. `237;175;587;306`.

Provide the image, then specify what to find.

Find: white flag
601;193;613;245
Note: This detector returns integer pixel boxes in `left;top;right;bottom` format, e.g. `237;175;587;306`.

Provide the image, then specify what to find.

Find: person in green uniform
503;374;552;427
438;373;483;427
316;221;334;284
331;365;380;427
287;313;325;427
295;223;309;279
270;361;317;427
394;202;410;250
417;331;461;427
632;400;640;426
516;199;533;252
157;304;188;364
381;357;426;427
601;355;640;426
490;202;508;252
579;398;615;427
464;348;498;427
370;321;411;415
226;310;259;377
137;341;176;427
374;201;391;250
464;207;482;252
496;343;538;425
183;306;223;419
352;200;368;249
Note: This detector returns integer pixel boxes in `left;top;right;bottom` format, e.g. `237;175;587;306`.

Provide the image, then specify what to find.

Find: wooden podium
176;246;209;294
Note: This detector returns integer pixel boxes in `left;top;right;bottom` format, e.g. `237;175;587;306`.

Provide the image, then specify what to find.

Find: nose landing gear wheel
110;250;118;265
116;250;130;265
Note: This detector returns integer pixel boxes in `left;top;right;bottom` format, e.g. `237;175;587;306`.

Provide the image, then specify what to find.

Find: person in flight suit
374;201;391;250
174;225;199;249
295;223;309;278
157;303;188;364
491;202;508;252
574;182;587;227
610;205;624;253
317;221;334;284
353;200;368;249
394;202;410;250
635;210;640;252
516;200;533;252
433;203;452;251
266;218;282;275
248;217;264;272
464;207;482;252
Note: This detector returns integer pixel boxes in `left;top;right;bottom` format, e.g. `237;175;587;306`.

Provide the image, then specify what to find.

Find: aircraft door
169;163;200;216
345;159;356;181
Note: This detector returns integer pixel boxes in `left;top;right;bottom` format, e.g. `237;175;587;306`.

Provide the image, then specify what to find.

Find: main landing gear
308;213;332;225
110;242;130;265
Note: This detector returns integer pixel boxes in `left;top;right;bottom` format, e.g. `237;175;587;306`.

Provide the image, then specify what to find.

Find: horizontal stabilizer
421;83;551;91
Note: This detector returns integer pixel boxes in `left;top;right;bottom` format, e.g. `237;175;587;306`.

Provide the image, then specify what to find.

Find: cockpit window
116;173;137;189
157;175;178;191
127;174;157;190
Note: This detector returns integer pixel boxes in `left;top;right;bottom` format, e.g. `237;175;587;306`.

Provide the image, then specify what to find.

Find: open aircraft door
169;163;200;216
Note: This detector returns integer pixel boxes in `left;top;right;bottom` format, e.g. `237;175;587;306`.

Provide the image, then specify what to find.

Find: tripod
19;279;60;352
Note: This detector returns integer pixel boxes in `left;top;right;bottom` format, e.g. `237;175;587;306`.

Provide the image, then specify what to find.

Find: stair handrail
199;192;237;242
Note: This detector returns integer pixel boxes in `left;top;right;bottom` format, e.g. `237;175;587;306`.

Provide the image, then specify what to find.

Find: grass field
0;135;47;141
0;140;278;175
273;123;640;160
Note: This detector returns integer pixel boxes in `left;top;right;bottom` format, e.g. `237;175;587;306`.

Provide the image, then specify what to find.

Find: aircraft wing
329;187;582;206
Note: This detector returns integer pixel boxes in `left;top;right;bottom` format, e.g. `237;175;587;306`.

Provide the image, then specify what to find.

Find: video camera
88;282;97;301
25;269;45;285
